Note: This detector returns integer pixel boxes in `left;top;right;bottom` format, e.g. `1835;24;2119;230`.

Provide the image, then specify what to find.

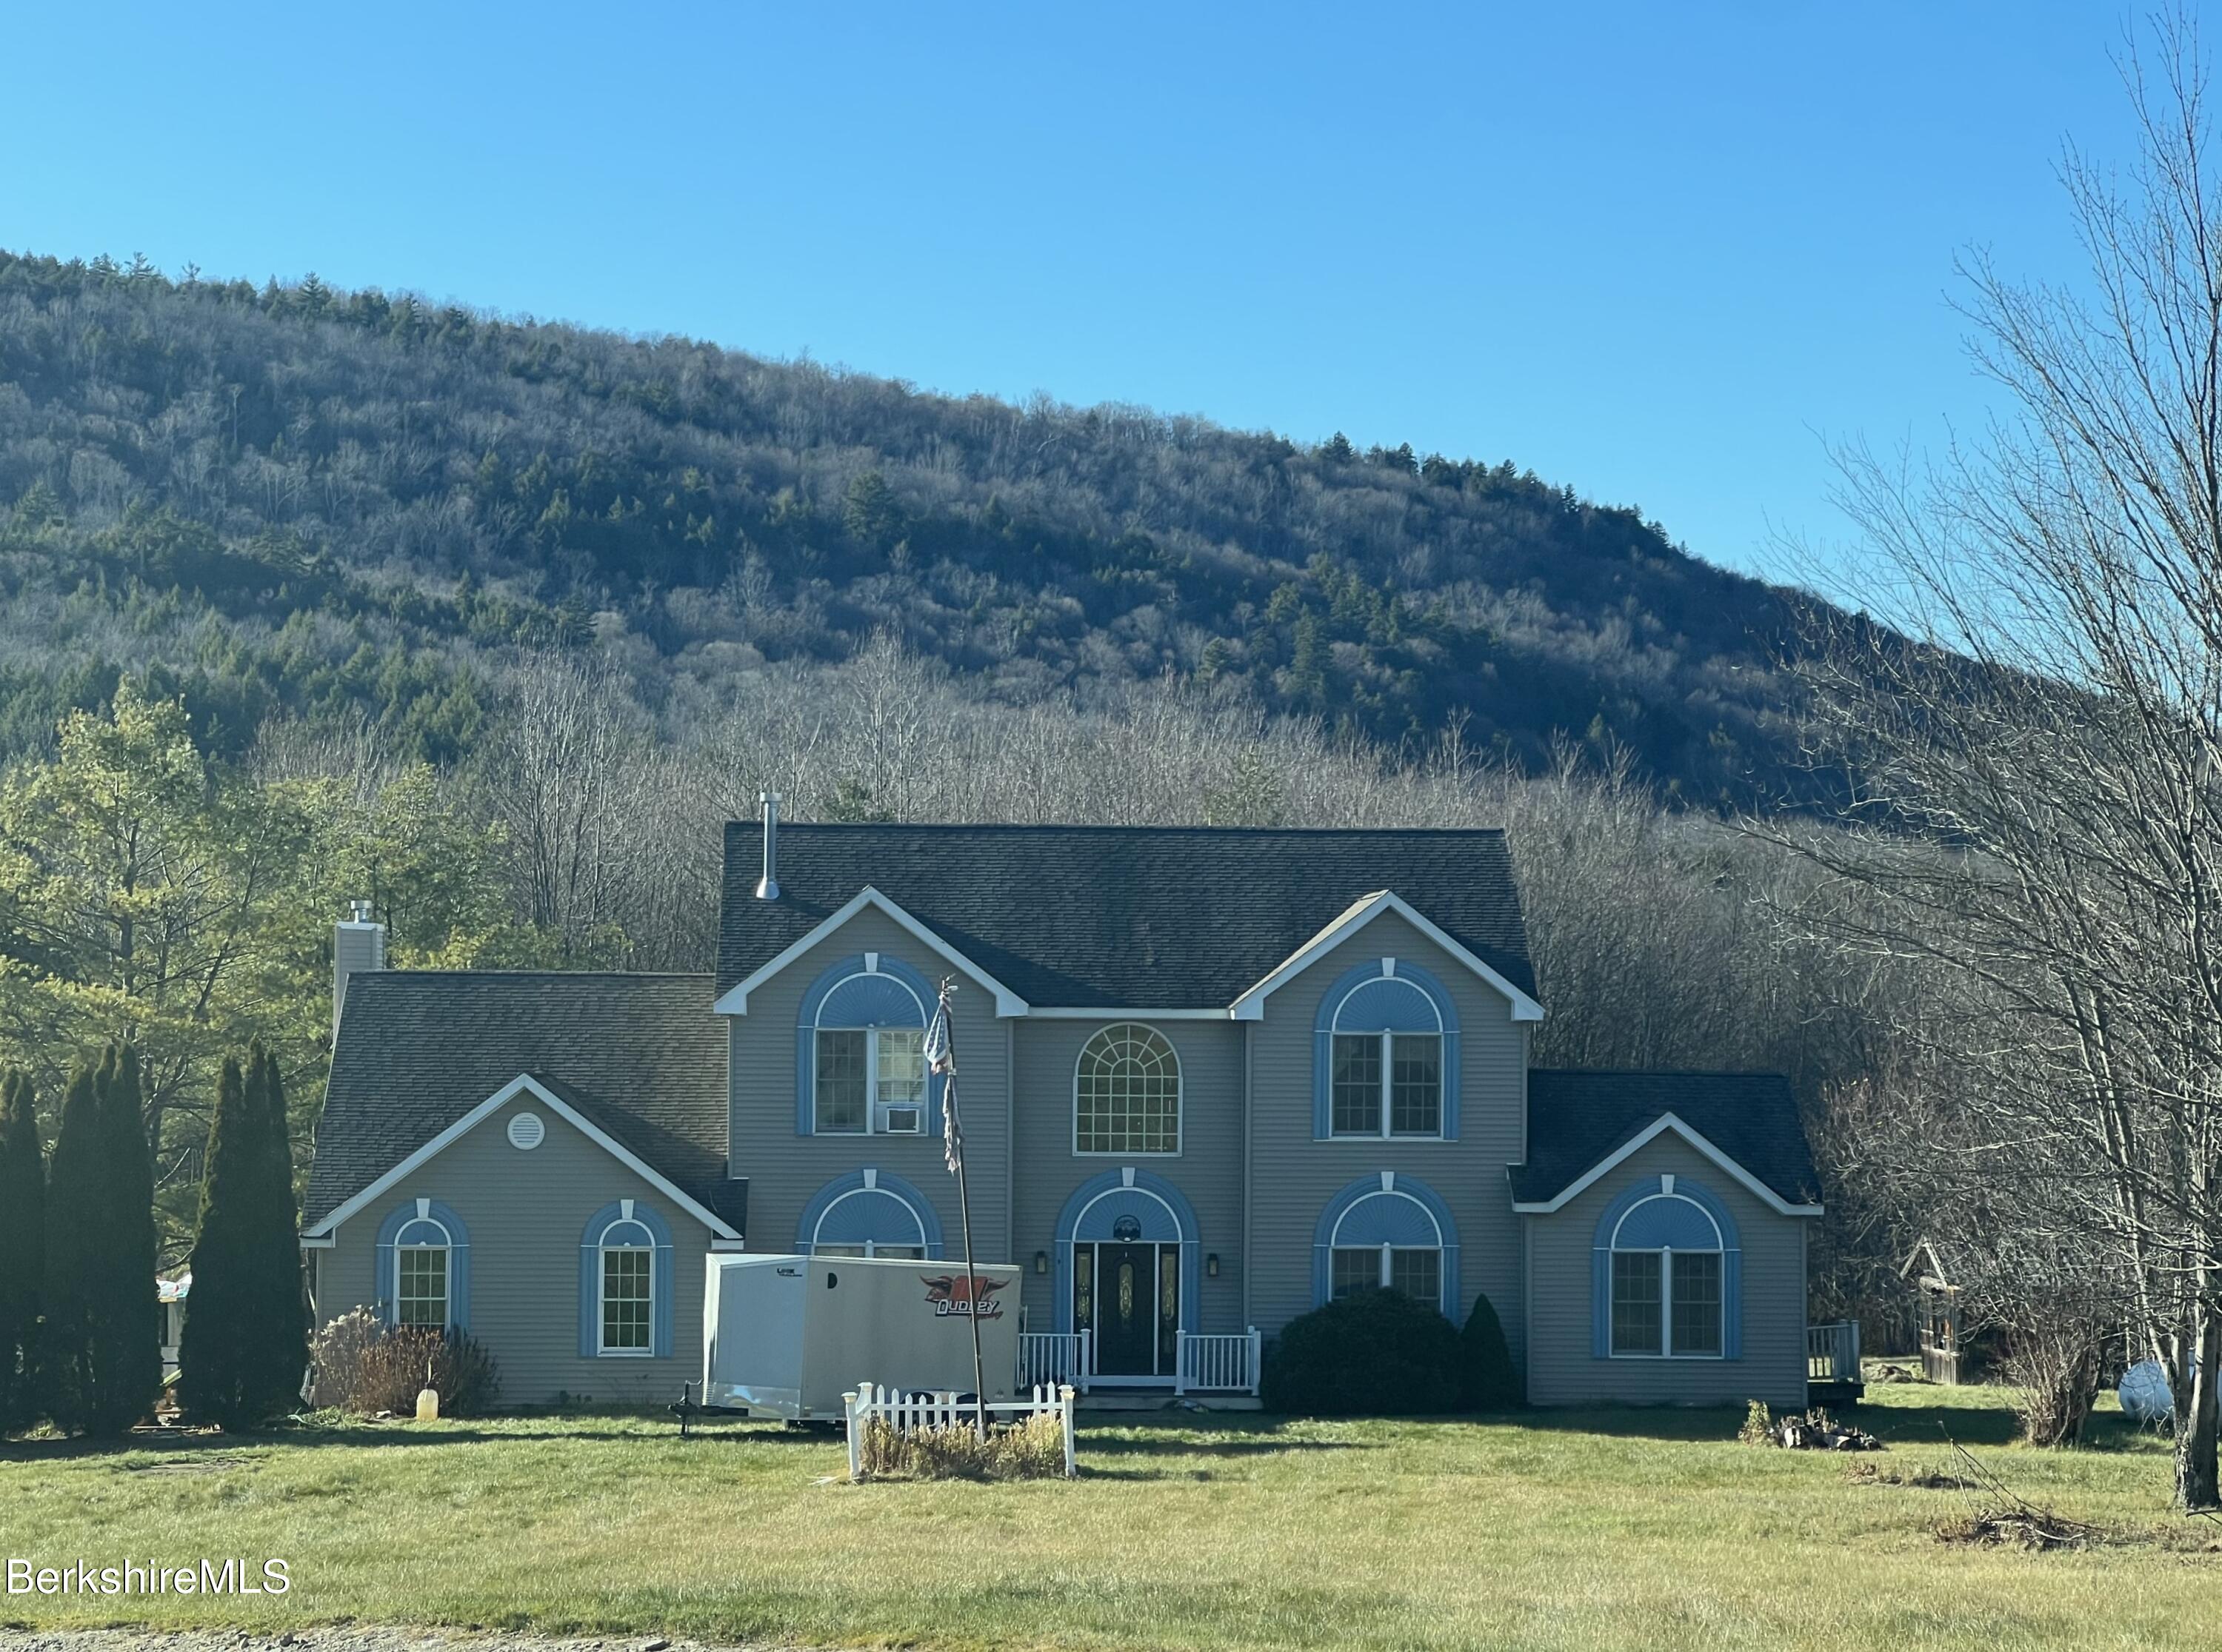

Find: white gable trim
1229;891;1544;1023
1508;1111;1823;1218
302;1074;741;1241
713;886;1030;1018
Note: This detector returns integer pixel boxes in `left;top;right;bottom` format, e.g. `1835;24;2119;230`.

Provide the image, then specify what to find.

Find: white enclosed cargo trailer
702;1254;1024;1421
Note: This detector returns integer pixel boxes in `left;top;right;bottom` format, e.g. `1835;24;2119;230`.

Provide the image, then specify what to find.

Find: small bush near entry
1460;1293;1521;1408
1261;1288;1464;1416
308;1308;501;1417
856;1412;1068;1479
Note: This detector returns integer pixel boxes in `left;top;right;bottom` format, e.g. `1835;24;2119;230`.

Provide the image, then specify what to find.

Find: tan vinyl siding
315;1093;710;1405
1522;1133;1810;1408
1244;911;1529;1357
1010;1018;1247;1335
726;906;1011;1264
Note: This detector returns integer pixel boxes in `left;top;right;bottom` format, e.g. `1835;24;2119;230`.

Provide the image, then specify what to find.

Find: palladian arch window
1607;1187;1726;1357
1312;959;1461;1140
1074;1024;1181;1155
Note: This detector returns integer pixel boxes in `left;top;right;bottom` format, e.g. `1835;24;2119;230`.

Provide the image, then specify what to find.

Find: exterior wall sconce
1034;1250;1049;1274
1206;1253;1221;1278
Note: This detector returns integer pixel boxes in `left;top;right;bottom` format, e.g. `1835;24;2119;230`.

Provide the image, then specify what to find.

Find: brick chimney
333;899;387;1041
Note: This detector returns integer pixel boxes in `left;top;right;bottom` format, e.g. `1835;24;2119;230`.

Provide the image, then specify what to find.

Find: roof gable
718;823;1535;1010
304;1074;739;1240
1514;1069;1821;1211
307;972;731;1228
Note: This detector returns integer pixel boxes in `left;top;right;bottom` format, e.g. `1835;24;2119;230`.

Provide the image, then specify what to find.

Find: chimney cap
347;899;375;923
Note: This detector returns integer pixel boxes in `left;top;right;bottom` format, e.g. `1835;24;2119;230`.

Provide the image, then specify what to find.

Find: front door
1081;1242;1177;1377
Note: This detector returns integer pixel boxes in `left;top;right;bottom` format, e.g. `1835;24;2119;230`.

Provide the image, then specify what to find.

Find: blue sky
0;3;2157;579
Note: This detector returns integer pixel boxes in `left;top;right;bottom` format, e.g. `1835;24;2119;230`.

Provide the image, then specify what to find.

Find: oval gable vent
507;1111;546;1151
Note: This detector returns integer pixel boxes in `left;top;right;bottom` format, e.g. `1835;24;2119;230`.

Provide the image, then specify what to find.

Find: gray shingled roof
717;823;1536;1007
307;972;734;1228
1515;1070;1819;1206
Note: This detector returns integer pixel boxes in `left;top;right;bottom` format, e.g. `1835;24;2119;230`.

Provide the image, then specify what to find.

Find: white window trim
596;1217;657;1359
1071;1023;1184;1158
1607;1194;1726;1360
808;1186;931;1254
1332;1241;1443;1296
395;1217;453;1329
813;1021;928;1136
714;886;1030;1017
1328;1029;1446;1141
304;1075;741;1243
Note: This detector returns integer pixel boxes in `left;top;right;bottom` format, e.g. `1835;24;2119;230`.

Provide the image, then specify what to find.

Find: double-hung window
815;1025;927;1134
1324;966;1448;1140
1607;1191;1726;1358
1330;1031;1441;1137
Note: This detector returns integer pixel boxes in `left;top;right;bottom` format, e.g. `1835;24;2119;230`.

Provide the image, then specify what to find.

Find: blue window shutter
1723;1247;1744;1360
578;1203;615;1357
795;1024;815;1136
449;1233;470;1332
1312;1029;1333;1139
1592;1245;1612;1358
653;1237;675;1358
1441;1030;1461;1141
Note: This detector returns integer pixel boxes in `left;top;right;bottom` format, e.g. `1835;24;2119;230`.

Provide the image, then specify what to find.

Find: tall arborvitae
0;1070;43;1434
179;1047;304;1427
89;1045;161;1436
177;1057;253;1425
41;1059;105;1431
247;1043;308;1415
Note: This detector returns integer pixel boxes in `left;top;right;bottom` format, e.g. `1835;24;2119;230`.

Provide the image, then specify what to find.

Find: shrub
307;1309;500;1417
1261;1288;1464;1416
1738;1399;1774;1446
2000;1322;2103;1447
855;1412;1067;1480
1459;1292;1521;1408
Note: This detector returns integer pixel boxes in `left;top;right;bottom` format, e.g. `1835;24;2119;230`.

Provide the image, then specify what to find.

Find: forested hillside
0;250;1824;804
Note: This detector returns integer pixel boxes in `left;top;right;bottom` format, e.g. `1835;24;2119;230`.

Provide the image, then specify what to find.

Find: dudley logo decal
921;1274;1009;1320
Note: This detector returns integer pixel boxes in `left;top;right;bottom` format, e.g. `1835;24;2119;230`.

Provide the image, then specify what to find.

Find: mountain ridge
0;250;1826;803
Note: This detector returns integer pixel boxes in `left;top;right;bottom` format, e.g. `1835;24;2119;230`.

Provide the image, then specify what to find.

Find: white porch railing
843;1381;1077;1479
1807;1320;1861;1383
1018;1330;1092;1393
1175;1328;1262;1396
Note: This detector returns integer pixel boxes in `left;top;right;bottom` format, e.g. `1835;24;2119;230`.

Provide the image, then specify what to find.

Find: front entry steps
1078;1391;1262;1413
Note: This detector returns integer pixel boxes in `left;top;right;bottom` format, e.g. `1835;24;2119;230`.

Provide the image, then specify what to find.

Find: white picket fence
1017;1330;1092;1392
843;1381;1078;1480
1175;1328;1262;1395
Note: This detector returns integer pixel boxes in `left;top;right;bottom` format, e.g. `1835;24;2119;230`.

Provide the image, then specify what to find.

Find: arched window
798;1168;944;1259
1312;959;1461;1140
1593;1175;1741;1360
375;1199;470;1331
1074;1024;1181;1155
598;1217;656;1354
795;953;943;1137
578;1200;675;1358
1312;1174;1459;1317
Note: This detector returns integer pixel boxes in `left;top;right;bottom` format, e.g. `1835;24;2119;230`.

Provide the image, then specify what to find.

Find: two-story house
301;806;1824;1410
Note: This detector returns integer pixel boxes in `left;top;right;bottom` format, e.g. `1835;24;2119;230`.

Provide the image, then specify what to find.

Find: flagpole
931;978;989;1437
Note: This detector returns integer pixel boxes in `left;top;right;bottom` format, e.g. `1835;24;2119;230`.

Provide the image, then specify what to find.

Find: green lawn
1;1379;2214;1651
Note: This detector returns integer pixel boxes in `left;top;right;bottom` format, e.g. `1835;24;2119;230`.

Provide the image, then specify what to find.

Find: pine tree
0;1070;43;1434
177;1057;253;1425
41;1060;104;1431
